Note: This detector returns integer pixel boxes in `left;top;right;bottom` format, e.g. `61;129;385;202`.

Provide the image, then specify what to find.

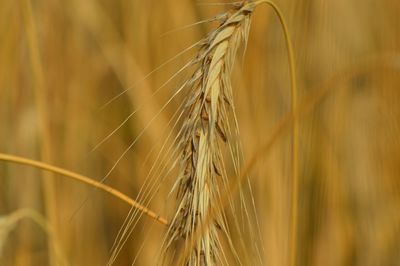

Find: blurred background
1;0;400;265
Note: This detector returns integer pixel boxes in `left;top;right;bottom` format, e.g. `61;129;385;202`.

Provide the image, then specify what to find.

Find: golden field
0;0;399;265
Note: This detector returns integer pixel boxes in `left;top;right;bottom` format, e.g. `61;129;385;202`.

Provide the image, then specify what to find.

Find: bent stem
1;208;68;265
254;1;299;265
0;153;169;226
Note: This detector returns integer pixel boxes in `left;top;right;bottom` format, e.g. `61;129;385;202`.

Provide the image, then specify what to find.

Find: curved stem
3;209;68;266
254;2;299;265
0;153;169;226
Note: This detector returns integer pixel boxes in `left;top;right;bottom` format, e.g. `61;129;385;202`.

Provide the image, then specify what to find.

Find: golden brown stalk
166;2;255;265
0;153;168;226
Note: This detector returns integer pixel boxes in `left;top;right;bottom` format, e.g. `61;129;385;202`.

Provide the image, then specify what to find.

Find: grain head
165;2;256;265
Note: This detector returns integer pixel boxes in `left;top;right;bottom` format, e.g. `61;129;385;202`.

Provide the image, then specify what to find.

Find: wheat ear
165;2;255;265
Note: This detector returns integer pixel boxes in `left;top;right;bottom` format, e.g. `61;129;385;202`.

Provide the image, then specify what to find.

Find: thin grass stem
0;153;169;226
